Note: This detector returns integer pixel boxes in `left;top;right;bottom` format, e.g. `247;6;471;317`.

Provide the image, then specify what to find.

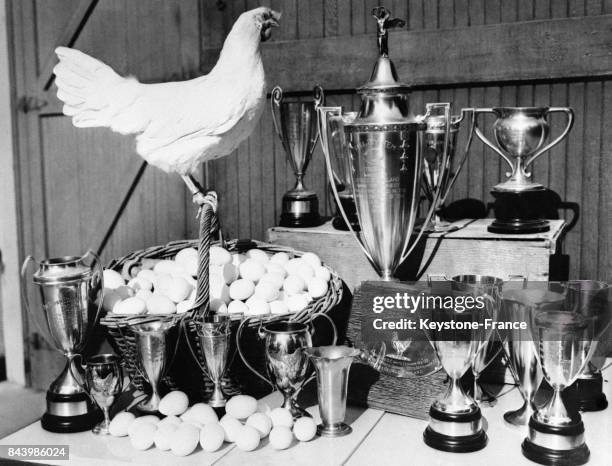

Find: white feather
54;7;273;175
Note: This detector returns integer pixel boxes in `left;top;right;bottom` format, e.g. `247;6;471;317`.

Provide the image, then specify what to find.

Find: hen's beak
261;11;281;41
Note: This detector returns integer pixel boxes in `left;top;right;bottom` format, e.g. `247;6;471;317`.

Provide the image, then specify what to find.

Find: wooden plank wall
203;0;612;282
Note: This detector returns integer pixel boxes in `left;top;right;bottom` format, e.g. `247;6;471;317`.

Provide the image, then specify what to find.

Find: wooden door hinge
16;96;48;113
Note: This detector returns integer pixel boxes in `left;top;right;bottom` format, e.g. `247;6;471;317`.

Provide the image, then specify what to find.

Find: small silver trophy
272;85;323;227
21;252;104;433
472;107;574;233
130;320;177;413
237;314;337;418
185;314;232;407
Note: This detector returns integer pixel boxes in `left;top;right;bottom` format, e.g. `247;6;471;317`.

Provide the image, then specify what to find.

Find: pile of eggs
102;246;332;317
108;391;317;456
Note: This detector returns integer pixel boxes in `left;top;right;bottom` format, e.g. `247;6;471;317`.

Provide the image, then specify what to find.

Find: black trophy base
41;391;101;433
489;187;550;234
423;407;488;453
279;192;320;228
566;373;608;412
522;416;589;466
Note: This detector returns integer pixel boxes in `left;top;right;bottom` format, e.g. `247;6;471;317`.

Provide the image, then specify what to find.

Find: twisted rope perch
181;174;218;319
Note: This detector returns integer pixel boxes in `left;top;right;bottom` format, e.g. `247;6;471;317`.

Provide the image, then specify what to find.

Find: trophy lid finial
360;6;408;91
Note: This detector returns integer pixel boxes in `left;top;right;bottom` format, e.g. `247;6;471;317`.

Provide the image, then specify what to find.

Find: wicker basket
100;238;344;401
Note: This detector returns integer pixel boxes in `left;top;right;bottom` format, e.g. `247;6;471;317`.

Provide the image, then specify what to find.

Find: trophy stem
504;399;536;427
281;393;310;419
538;388;572;425
209;382;227;408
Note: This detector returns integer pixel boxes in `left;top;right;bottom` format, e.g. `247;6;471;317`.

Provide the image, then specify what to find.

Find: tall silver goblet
131;320;177;413
82;354;123;435
237;314;337;418
21;251;104;433
271;85;322;228
185;314;232;407
422;108;476;231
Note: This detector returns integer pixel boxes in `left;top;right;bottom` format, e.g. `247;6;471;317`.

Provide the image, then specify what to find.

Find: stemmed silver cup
185;314;232;407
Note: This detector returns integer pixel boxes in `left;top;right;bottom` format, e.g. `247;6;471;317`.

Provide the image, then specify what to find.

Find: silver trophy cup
21;251;104;433
185;314;232;407
272;85;322;228
131;320;177;413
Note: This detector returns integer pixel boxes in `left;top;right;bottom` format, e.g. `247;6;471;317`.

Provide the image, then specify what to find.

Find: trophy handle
440;108;477;205
473;108;515;172
82;250;104;343
270;85;284;143
181;318;211;380
524;107;574;169
399;103;451;265
67;354;96;404
236;317;274;388
318;105;376;267
308;311;338;346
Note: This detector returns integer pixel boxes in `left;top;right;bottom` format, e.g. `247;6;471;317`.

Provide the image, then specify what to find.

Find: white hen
53;7;280;175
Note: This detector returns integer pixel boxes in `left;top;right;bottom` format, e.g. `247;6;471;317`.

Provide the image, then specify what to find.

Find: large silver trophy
21;252;104;432
473;107;574;234
319;7;452;374
272;86;322;228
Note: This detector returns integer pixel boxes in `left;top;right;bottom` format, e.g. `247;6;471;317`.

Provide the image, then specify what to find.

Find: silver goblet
84;354;123;435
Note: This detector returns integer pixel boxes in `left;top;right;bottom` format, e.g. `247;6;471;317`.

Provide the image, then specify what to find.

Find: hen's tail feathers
54;46;146;134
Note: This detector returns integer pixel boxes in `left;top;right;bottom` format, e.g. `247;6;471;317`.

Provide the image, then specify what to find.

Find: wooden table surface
2;362;611;465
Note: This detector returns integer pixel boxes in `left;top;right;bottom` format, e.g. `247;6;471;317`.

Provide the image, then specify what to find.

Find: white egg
103;269;125;289
161;276;193;303
269;426;294;450
176;299;194;314
246;412;272;438
181;403;218;425
102;290;122;313
108;411;135;437
237;425;260;451
137;269;157;283
265;262;287;278
128;276;153;292
210;246;232;266
301;252;322;269
254;281;279;302
133;415;161;426
259;273;285;290
283;275;306;295
307;277;329;299
159;391;189;416
269;300;289;315
270;252;291;265
232;253;247;267
130;422;157;450
226;395;258;420
115;285;135;300
245;297;270;316
158;415;182;427
210;275;231;304
151;272;171;291
211;263;239;284
210;299;228;313
154;422;178;451
314;266;332;282
176;255;198;277
246;249;270;263
296;263;315;282
220;415;243;443
113;297;146;315
175;247;198;264
269;408;294;428
228;300;249;314
200;422;225;452
284;258;303;276
287;293;310;313
183;419;205;429
154;260;182;276
170;423;200;456
146;294;176;315
135;289;154;302
293;417;317;442
229;279;255;301
239;259;266;283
